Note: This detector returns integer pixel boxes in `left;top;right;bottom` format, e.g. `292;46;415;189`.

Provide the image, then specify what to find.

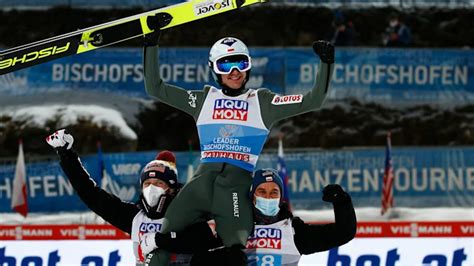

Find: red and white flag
381;132;394;215
11;140;28;217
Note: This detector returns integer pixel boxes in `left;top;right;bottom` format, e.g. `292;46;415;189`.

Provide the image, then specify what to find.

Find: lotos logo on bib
213;99;248;121
246;228;282;249
271;94;303;105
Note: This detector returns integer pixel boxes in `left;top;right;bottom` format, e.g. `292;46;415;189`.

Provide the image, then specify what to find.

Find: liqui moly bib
197;87;269;171
245;219;301;266
131;212;191;265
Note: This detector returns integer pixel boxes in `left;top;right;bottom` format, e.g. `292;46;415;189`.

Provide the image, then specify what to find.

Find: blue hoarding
1;47;473;105
1;147;473;213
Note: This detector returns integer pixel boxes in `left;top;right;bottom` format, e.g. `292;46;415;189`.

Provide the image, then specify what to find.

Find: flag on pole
277;136;291;205
381;131;394;215
97;141;109;191
11;140;28;217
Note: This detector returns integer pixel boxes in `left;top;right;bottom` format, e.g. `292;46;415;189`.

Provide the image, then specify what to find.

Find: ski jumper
143;45;334;247
57;149;215;265
243;196;357;266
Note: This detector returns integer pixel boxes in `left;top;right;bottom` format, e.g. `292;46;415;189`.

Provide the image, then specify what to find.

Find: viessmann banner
0;238;472;265
0;147;473;212
1;223;473;265
0;48;472;104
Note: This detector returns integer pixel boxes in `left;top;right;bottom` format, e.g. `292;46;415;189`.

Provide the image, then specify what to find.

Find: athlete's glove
143;13;172;47
312;40;335;64
45;129;74;151
322;184;349;203
140;233;158;257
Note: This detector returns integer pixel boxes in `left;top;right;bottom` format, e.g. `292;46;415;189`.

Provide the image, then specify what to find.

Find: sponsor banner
301;238;474;266
286;47;474;104
0;240;135;265
0;48;283;97
1;222;473;241
0;225;129;240
256;147;474;209
1;147;474;212
353;221;474;238
0;237;472;265
2;47;472;104
0;150;190;213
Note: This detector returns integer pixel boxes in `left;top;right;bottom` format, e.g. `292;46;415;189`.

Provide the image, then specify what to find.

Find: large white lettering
112;163;141;176
160;64;210;83
287;167;474;193
301;63;469;86
52;63;144;83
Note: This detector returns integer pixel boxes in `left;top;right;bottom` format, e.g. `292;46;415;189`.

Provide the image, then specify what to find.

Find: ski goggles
213;54;251;74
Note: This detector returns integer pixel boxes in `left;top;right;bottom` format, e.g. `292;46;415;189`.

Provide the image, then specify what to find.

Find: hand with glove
322;184;350;203
45;129;74;151
143;12;173;47
312;40;335;64
140;232;158;257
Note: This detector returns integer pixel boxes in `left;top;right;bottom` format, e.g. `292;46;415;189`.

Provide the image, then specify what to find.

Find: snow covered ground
0;104;137;140
2;207;473;225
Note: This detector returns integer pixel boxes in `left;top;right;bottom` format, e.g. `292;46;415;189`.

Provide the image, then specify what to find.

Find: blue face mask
255;196;280;217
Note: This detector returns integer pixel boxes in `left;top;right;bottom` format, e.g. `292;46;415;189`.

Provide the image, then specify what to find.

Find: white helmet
208;37;252;79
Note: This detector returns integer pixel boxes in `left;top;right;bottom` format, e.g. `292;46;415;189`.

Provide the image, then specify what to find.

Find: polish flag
11;140;28;217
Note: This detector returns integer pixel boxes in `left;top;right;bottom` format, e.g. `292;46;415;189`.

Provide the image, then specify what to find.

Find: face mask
255;196;280;217
389;20;398;27
142;185;167;207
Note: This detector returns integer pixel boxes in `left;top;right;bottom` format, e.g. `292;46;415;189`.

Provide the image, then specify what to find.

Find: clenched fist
312;40;335;64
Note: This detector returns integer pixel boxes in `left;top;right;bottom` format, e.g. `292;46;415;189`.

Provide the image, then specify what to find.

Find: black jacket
57;149;218;253
290;198;357;254
253;198;356;255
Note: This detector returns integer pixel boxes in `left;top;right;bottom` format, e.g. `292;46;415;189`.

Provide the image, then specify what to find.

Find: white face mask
142;185;167;207
389;20;398;27
255;196;280;217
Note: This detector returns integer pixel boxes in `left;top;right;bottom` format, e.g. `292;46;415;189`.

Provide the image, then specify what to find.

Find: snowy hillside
0;104;137;140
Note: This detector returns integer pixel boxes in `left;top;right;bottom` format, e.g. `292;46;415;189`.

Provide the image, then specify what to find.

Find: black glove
312;40;335;64
143;12;173;47
322;184;349;203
